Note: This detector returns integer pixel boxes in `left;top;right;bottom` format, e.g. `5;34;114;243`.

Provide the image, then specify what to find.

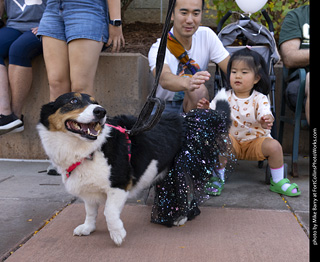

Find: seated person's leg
0;27;22;115
261;138;300;196
9;31;43;118
0;27;24;134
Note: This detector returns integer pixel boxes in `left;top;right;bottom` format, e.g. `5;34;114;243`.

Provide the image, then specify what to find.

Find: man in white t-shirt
148;0;230;113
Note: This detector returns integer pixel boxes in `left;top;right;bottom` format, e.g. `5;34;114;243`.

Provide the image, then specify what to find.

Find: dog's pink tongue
89;126;98;135
80;124;89;133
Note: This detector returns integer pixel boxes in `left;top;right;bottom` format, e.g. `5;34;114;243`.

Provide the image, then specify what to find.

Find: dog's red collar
106;124;131;162
65;124;132;179
66;153;94;178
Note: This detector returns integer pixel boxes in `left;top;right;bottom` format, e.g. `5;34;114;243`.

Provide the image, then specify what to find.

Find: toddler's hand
259;114;274;130
197;98;210;109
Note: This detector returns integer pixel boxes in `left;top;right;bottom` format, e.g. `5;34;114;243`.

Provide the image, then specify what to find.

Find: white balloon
235;0;268;14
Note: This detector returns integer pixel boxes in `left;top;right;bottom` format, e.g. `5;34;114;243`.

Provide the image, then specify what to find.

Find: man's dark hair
174;0;205;10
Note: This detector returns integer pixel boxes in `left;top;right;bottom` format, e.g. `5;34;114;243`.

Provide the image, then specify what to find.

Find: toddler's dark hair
227;48;271;95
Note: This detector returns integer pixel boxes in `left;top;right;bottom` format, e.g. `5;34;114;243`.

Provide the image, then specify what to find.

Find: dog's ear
39;102;56;128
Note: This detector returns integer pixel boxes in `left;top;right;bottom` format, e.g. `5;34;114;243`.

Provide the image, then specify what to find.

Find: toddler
198;48;300;197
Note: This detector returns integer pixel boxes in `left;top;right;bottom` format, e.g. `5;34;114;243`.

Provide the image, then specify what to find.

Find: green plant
205;0;309;41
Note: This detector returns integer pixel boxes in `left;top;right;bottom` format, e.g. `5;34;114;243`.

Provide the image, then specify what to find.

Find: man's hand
259;114;274;130
187;71;211;92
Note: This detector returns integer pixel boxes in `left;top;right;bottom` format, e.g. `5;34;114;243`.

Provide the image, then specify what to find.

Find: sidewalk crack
281;196;309;237
0;175;14;184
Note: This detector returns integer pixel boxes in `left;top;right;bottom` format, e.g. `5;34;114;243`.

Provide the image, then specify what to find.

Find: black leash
127;0;176;136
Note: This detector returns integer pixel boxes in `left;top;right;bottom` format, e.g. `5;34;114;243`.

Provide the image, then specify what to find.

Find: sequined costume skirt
151;109;234;227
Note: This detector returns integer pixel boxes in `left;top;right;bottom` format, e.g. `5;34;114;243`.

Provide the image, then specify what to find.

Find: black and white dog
37;90;229;246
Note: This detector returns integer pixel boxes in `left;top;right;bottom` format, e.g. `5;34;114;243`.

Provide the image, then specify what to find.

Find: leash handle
128;97;165;136
128;0;176;136
153;0;176;93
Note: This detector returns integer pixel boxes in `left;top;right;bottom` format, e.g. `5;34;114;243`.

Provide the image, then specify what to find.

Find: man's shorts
229;135;272;161
37;0;109;43
164;100;184;114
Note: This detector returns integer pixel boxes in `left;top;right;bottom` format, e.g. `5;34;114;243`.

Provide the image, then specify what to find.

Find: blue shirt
5;0;47;32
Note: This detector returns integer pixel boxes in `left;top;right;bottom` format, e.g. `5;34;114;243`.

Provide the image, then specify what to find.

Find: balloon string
236;24;263;36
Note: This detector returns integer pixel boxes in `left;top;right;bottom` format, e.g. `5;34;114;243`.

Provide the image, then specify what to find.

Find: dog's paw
173;216;188;226
73;224;95;236
109;227;126;246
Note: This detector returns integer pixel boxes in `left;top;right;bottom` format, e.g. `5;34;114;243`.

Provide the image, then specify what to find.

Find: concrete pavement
0;155;310;261
0;160;76;260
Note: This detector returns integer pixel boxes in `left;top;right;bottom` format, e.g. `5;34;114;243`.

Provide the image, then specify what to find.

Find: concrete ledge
0;53;152;159
0;55;308;159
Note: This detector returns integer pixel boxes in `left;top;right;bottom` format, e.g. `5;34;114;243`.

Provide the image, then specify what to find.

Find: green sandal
204;176;224;196
270;178;301;197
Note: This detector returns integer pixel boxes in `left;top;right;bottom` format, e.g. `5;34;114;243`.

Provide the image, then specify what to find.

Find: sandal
204;176;224;196
270;178;301;197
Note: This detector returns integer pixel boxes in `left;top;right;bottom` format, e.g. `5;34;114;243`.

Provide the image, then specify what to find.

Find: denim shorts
37;0;109;43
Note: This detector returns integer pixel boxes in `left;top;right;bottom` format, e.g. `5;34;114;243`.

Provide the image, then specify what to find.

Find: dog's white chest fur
63;151;111;201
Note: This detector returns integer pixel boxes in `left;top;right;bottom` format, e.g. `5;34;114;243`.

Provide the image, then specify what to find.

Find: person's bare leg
183;84;209;112
9;64;32;118
68;39;104;96
0;64;11;115
262;138;297;193
42;36;71;101
261;138;283;169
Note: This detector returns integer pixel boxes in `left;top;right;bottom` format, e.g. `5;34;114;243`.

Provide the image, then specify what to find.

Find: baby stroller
213;9;287;183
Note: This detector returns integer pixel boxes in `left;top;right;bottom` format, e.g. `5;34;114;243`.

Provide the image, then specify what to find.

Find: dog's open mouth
65;120;102;140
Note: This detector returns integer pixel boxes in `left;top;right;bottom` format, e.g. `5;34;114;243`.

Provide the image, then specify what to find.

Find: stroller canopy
218;19;280;65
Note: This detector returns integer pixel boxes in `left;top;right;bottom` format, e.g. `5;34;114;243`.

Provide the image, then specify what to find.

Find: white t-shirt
148;26;229;101
211;90;274;142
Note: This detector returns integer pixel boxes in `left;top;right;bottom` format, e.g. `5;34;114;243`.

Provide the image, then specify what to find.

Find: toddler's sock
270;165;297;194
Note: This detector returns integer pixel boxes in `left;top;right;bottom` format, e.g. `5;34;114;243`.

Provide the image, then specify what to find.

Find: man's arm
280;38;309;69
153;64;211;93
217;55;230;75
